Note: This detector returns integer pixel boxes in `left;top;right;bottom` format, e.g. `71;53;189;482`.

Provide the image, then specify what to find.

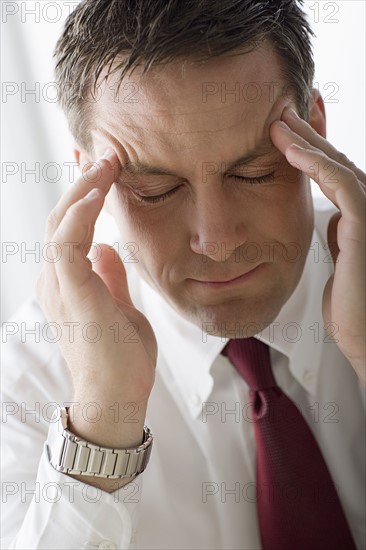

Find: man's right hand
35;149;157;489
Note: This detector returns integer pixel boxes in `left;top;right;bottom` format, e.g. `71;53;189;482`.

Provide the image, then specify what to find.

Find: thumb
93;243;134;306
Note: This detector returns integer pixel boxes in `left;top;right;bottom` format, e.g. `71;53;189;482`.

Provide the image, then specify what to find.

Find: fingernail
277;120;291;131
286;107;300;120
102;148;115;162
84;161;101;180
289;144;305;152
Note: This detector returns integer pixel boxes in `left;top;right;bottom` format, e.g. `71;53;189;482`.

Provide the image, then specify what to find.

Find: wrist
68;397;148;448
46;407;153;492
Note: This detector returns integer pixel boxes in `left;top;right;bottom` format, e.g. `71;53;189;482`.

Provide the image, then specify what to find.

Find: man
2;0;365;548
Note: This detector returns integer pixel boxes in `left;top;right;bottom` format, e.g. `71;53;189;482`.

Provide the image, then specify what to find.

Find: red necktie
222;337;356;550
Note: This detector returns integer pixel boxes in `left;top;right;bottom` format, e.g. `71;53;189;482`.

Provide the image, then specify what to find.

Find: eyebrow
121;139;278;178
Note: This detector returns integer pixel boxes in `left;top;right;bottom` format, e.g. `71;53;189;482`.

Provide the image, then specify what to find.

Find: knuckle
317;149;329;161
64;200;85;219
334;150;349;166
54;205;81;238
68;200;83;213
342;166;359;183
350;173;362;189
347;159;357;170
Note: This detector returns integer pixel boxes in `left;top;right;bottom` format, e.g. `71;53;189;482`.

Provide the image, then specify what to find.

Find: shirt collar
255;223;333;396
125;222;333;418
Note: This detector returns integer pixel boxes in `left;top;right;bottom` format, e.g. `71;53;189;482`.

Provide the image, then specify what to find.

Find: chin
178;292;286;339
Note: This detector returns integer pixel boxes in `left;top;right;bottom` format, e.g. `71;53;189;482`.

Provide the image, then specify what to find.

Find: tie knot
221;337;276;391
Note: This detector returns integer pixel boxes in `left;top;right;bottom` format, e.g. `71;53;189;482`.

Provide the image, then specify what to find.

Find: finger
281;107;366;184
327;211;341;265
270;119;319;158
52;187;107;292
44;150;120;245
269;120;365;215
285;144;365;221
93;244;135;307
41;153;119;301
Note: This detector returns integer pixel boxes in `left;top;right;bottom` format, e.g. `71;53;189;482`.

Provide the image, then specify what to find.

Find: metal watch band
46;407;153;478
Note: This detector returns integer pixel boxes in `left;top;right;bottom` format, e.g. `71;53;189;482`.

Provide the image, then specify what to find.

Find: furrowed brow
122;159;177;177
225;142;278;171
120;139;278;178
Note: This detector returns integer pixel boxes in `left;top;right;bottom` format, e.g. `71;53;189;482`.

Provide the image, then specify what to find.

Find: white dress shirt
1;197;365;550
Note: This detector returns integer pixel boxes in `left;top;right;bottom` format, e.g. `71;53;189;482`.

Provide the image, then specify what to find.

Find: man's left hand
271;107;365;385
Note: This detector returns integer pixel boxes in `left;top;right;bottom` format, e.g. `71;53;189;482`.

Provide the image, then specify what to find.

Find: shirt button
303;370;314;384
98;541;116;550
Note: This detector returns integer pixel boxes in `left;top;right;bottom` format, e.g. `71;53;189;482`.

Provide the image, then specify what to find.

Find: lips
195;265;259;283
191;263;265;290
199;266;258;284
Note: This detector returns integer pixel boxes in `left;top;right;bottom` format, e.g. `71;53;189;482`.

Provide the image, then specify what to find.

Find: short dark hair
54;0;315;152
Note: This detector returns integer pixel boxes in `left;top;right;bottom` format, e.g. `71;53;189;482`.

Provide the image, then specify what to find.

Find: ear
309;89;326;139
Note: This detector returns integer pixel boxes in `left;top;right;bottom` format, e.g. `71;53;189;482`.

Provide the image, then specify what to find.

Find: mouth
190;264;264;289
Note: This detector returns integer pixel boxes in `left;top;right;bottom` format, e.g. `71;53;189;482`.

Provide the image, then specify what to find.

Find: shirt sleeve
1;396;142;550
1;296;143;550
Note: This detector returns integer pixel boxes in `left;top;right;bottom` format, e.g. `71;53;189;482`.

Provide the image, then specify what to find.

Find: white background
1;0;365;321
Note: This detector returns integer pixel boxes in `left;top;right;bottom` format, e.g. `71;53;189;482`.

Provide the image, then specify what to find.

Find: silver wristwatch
46;407;153;478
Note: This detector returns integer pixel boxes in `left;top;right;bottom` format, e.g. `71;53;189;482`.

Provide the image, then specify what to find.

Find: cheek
276;170;314;255
285;169;313;223
109;186;148;242
276;163;313;212
257;166;313;245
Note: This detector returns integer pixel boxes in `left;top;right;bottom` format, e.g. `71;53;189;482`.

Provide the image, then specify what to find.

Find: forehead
93;42;288;162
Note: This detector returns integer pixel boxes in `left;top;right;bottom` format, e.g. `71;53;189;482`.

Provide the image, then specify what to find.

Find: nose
190;183;248;263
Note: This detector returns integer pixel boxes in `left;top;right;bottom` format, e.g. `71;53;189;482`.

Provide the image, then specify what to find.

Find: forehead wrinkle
100;96;267;137
97;42;288;132
102;111;257;142
95;125;207;158
103;99;259;118
93;127;227;161
94;86;288;174
101;88;286;144
120;136;278;178
100;97;244;132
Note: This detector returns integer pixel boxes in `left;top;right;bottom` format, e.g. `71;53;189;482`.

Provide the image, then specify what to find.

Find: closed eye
228;173;275;184
135;172;276;204
135;185;183;204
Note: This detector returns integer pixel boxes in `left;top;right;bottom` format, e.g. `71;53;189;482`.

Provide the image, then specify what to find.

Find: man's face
89;42;314;337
